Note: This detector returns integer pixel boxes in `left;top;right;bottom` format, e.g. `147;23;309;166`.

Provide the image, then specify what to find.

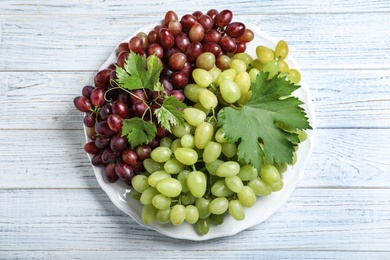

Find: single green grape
211;179;234;197
164;157;185;174
185;205;200;224
216;161;240;177
237;186;256;208
202;141;222;164
183;108;206;127
220;78;241;103
156;177;182;197
187;171;207;198
228;200;245;221
192;68;213;88
131;174;150;193
225;175;244;193
256;45;274;64
140;187;160;205
209;197;229;215
194;122;214;149
152;193;171;210
237;164;258;181
141;204;158;224
199;89;218;109
156;208;171;224
150;146;172;163
148;170;171;187
174;147;198;165
180;134;195;148
195;197;211;219
143;158;164;174
170;204;186;225
275;40;289;60
196;218;210;235
247;177;272;196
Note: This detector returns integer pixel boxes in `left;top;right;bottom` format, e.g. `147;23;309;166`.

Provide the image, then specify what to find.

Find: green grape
180;134;195;148
275;40;289;60
260;163;280;184
150;146;172;163
199;89;218;109
164;157;185;174
225;175;244;193
187;171;207;198
237;164;258;181
174;147;198;165
211;179;234;197
152;193;171;210
202;141;222;164
209;66;222;85
131;174;150;193
156;177;182;197
159;136;173;148
237;90;252;105
196;218;210;235
184;83;203;102
196;52;216;70
192;68;213;88
177;170;190;193
216;161;240;177
228;200;245;221
193;102;211;115
183;108;206;127
195;197;211;219
252;59;264;71
194;122;214;149
247;177;272;196
209;214;224;225
233;52;253;68
291;151;297;165
237;186;256;208
143;158;164;174
156;208;171;224
209;197;229;215
275;162;288;174
215;128;228;143
262;60;279;80
221;142;237;158
142;204;158;224
219;78;241;103
270;178;284;192
217;68;237;86
249;68;261;82
140;187;160;205
278;59;289;72
172;122;193;138
234;71;251;94
288;68;301;84
128;188;141;200
205;159;224;175
148;170;171;187
296;129;308;142
185;205;200;224
229;58;247;73
170;204;186;225
170;138;182;153
256;45;274;64
181;192;197;205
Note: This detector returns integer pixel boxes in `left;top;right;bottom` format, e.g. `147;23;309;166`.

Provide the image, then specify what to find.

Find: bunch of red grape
73;9;254;186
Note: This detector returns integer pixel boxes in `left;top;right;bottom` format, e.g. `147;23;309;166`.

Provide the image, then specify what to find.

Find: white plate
84;20;316;241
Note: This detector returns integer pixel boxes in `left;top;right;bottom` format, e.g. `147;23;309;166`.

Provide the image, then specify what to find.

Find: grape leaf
121;117;157;148
116;51;162;91
154;96;188;132
218;72;312;173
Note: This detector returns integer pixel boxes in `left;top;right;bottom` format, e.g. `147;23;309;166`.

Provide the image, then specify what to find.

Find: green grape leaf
121;117;157;149
154;96;188;132
116;51;162;91
218;72;312;173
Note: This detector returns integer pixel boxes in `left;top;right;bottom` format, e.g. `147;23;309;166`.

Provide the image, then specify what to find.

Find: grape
185;205;199;224
118;42;130;53
206;9;218;20
148;170;171;187
84;141;101;155
175;32;191;52
164;157;185;174
110;133;127;152
156;208;171;224
186;171;206;198
174;147;198;166
128;36;143;53
95;136;110;149
183;108;206;126
237;186;256;208
220;78;241;103
226;22;246;38
180;14;197;32
270;178;284;192
143;158;164;174
225;175;244;193
101;148;120;164
228;200;245;221
131;174;150;193
256;46;275;64
184;83;203;102
107;114;123;132
236;28;254;42
115;162;134;181
156;177;182;197
195;52;215;70
203;29;222;43
95;121;116;137
135;144;152;160
104;163;119;183
120;148;138;165
209;197;228;215
158;28;175;49
198;89;217;110
112;100;130;119
170;139;183;153
196;218;210;235
91;153;105;167
262;60;279;79
116;51;129;68
211;179;234;197
169;52;187;71
216;161;240;177
215;9;233;28
275;40;289;60
234;71;251;94
185;42;203;62
189;22;205;42
152;193;171;210
73;96;92;112
288;68;301;84
170;204;186;225
164;10;178;26
194;122;214;149
202;141;222;164
195;197;211;219
94;69;112;89
192;68;213;88
202;42;222;59
229;59;247;73
147;43;164;59
217;68;237;86
142;204;157;224
216;54;231;70
260;163;280;184
150;146;172;163
237;165;258;181
180;134;195;148
140;187;160;205
220;36;237;53
168;20;182;35
177;170;190;193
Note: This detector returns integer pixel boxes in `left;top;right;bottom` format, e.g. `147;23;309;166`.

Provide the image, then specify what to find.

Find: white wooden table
1;1;390;259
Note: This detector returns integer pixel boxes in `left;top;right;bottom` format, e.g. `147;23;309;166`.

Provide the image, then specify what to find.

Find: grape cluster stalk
73;9;305;235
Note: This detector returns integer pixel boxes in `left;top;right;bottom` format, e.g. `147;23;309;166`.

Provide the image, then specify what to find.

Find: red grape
73;96;92;112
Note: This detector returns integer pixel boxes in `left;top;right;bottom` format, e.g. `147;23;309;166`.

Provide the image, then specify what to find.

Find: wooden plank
0;13;389;71
1;188;389;251
0;129;389;189
1;0;389;15
0;69;389;130
1;251;389;260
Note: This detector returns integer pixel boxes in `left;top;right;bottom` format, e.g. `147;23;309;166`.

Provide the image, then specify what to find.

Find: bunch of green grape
129;41;306;235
